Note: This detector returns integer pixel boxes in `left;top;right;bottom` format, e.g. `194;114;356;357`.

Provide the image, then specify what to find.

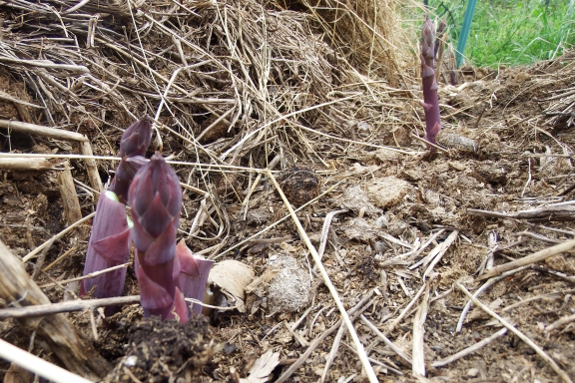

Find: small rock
402;169;423;182
340;185;380;217
366;177;410;209
467;368;479;377
375;215;388;228
266;255;311;313
342;217;376;242
474;163;508;185
279;168;320;207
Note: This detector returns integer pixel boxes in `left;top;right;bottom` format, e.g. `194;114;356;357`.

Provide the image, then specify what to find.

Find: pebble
467;368;479;377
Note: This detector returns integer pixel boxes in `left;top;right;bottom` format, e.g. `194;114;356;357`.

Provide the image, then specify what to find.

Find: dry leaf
239;350;280;383
209;260;254;313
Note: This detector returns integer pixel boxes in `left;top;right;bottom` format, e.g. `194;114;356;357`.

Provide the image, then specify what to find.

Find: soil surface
1;1;575;383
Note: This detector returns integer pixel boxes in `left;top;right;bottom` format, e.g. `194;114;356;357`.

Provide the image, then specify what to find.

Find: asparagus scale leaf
80;191;131;315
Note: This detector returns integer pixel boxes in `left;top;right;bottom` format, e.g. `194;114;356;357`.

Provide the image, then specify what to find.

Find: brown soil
1;1;575;383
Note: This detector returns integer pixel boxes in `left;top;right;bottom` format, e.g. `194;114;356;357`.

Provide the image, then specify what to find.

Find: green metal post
455;0;478;68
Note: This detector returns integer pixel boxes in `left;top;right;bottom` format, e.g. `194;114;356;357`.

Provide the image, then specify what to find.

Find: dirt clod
104;316;214;383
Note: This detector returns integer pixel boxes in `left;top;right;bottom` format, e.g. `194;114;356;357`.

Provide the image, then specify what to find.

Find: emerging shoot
421;17;442;148
110;118;152;202
129;153;188;322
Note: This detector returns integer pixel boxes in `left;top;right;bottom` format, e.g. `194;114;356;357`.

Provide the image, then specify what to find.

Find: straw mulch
1;0;575;382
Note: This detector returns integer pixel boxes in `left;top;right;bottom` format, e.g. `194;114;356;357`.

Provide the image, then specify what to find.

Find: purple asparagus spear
110;118;152;203
129;153;188;322
421;17;441;148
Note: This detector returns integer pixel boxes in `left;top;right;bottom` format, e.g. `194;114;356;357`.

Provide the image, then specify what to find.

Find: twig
0;295;139;319
423;230;459;277
521;158;532;197
432;327;508;367
457;265;530;332
468;206;575;222
410;132;448;152
520;231;562;244
477;231;498;275
318;210;348;260
340;342;404;376
378;231;414;249
79;141;103;193
546;312;575;333
43;246;77;272
0;152;269;172
313;209;347;274
385;279;429;336
57;162;83;225
360;315;412;366
275;290;376;383
0;239;110;379
320;322;346;383
456;283;573;383
472;103;486;130
486;230;497;270
267;169;378;383
0;90;43;109
23;212;96;263
502;288;575;312
61;0;92;14
0;339;92;383
0;158;56;170
184;298;238;311
406;229;445;262
435;25;447;84
412;281;431;377
215;181;343;259
0;119;87;142
40;263;130;288
0;56;89;73
409;230;457;271
32;238;55;281
531;265;575;284
477;239;575;280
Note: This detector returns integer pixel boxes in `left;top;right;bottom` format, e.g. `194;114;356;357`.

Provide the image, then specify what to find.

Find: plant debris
1;0;575;382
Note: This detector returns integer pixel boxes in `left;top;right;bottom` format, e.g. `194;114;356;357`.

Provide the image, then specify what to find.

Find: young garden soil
0;1;575;382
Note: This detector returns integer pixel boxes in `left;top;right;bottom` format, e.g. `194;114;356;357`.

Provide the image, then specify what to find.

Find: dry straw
1;0;418;380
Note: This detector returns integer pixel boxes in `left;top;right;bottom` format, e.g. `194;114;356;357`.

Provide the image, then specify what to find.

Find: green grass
427;0;575;67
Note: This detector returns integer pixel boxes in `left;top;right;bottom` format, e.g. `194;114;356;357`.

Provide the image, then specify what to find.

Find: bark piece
0;239;110;380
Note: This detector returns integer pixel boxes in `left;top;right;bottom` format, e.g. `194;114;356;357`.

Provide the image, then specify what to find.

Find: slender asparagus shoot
421;17;442;149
